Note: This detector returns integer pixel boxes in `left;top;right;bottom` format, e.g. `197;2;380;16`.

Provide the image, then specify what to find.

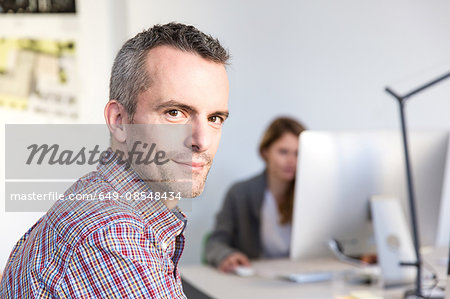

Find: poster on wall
0;0;76;14
0;38;78;119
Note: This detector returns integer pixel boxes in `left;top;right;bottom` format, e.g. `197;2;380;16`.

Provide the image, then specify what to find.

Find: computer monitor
290;130;449;260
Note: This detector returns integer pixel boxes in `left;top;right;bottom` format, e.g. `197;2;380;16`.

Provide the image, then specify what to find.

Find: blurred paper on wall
0;0;76;14
0;38;78;120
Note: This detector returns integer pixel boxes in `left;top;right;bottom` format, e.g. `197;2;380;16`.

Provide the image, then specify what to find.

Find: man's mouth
172;160;205;171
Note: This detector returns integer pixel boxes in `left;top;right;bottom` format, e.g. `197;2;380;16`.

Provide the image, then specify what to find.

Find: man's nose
184;118;211;153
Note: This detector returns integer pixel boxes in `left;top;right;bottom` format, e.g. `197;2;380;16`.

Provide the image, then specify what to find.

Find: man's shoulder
64;170;112;195
47;171;145;247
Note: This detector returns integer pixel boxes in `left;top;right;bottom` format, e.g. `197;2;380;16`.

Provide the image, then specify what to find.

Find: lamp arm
384;69;450;298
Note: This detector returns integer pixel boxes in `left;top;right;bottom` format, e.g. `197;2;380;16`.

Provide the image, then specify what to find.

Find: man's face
126;46;229;198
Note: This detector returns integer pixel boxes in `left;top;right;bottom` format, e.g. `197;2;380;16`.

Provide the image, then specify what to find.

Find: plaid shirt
0;149;188;298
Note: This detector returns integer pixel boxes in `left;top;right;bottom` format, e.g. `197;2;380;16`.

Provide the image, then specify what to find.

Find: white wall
1;0;450;269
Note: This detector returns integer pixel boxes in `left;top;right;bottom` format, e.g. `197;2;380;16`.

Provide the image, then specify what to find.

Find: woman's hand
218;252;251;273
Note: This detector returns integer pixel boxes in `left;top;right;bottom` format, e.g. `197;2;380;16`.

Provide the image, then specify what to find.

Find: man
0;23;230;298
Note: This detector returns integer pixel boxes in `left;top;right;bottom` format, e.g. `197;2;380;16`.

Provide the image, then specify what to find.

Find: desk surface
181;258;395;299
181;250;448;299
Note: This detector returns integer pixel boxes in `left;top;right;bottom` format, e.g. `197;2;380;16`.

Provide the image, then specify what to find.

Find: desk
181;250;448;299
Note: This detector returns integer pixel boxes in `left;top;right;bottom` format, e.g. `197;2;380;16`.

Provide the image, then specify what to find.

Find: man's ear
104;100;128;143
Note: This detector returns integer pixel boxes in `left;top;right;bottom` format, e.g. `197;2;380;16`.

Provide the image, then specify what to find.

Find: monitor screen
290;130;449;260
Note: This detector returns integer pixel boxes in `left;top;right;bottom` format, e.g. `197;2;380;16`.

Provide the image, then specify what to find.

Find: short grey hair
109;22;230;121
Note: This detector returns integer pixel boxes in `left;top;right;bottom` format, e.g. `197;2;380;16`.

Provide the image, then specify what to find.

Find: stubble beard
134;160;212;199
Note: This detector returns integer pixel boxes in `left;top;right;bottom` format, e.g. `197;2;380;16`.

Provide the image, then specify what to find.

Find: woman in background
205;117;306;272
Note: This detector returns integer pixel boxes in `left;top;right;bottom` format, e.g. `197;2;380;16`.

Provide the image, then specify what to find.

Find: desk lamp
385;70;450;298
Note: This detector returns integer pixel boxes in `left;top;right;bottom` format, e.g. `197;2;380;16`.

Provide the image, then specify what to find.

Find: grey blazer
205;171;267;266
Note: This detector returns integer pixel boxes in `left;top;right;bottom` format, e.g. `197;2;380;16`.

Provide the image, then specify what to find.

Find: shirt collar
97;148;187;244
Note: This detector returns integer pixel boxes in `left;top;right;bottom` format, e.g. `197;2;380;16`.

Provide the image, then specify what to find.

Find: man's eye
167;110;181;117
209;115;223;124
165;109;187;123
